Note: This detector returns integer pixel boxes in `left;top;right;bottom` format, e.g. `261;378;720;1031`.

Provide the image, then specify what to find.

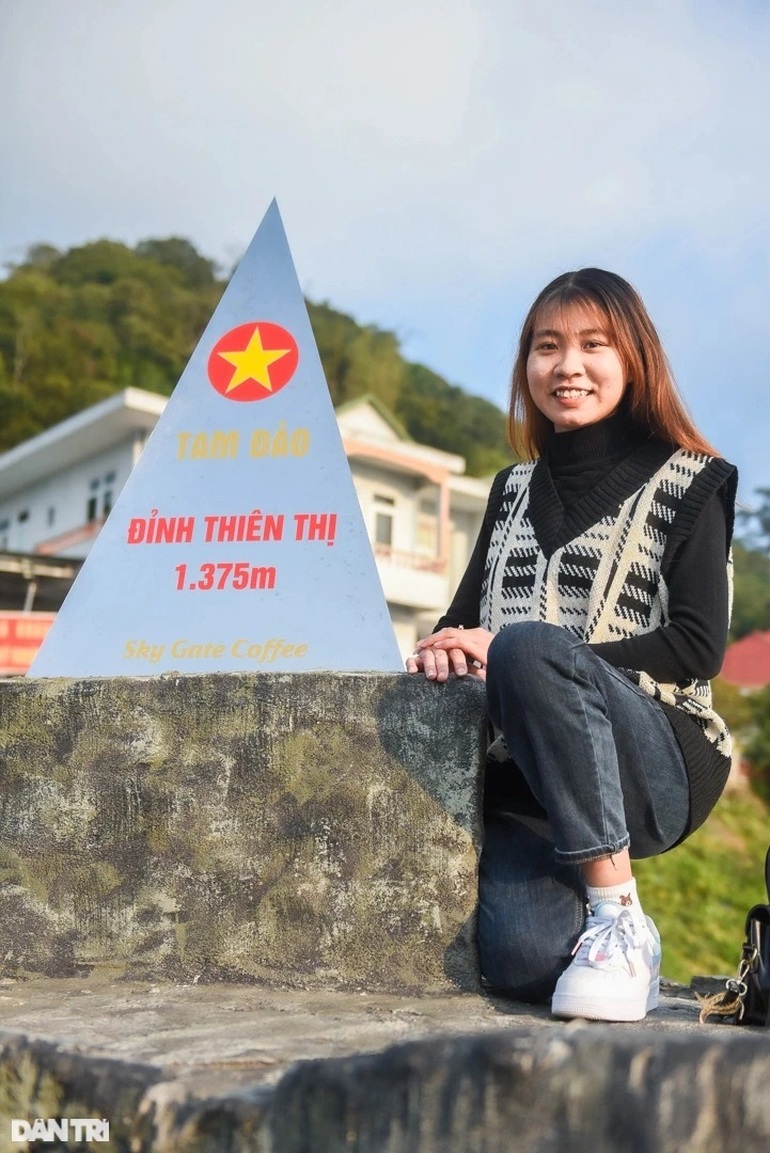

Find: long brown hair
508;268;717;459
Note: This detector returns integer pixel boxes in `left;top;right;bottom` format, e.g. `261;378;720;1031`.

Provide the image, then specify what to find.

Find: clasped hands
405;626;494;682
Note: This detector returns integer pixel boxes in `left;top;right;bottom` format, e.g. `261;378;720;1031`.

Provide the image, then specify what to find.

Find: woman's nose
555;346;583;377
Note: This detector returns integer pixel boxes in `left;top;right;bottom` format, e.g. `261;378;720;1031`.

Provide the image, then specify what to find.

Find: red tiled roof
720;630;770;689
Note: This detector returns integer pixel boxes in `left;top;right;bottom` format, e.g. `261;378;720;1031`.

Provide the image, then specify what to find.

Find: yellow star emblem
218;326;291;393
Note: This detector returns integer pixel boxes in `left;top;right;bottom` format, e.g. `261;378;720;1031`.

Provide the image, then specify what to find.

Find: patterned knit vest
480;448;733;761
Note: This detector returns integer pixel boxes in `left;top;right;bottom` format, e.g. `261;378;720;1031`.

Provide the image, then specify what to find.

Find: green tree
731;543;770;639
737;487;770;555
744;684;770;804
397;363;513;476
135;238;219;289
307;301;406;410
711;676;754;733
731;490;770;639
49;239;146;287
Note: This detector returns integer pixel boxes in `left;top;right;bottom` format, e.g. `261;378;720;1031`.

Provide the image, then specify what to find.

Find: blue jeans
478;621;690;1001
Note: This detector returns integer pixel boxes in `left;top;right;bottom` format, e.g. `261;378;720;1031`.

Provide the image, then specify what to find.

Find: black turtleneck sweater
437;413;732;684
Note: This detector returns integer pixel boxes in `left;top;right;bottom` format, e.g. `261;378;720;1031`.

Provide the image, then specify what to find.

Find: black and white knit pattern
480;450;732;758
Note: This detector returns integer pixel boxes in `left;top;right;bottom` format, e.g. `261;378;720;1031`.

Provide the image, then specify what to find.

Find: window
17;509;29;523
416;496;439;557
0;519;8;550
86;470;118;522
47;506;56;527
374;494;395;548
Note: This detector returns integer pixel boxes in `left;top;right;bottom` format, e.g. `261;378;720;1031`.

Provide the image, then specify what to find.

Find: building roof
335;393;413;443
720;629;770;690
336;395;469;479
0;388;167;499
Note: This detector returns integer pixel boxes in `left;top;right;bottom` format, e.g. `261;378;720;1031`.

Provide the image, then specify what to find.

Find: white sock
586;876;639;913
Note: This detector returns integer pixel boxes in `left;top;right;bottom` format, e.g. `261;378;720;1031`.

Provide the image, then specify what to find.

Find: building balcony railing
373;545;447;574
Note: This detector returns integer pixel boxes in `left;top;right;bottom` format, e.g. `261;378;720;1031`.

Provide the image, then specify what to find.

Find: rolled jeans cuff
553;832;631;866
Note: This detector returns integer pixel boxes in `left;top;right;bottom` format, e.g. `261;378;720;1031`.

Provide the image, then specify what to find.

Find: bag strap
765;845;770;904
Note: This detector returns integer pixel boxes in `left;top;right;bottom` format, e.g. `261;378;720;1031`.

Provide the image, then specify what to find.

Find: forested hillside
0;238;513;478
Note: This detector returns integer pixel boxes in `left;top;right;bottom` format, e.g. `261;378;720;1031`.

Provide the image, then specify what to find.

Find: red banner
0;612;56;675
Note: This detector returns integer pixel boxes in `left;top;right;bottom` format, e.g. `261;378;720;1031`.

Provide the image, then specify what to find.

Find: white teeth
555;389;590;398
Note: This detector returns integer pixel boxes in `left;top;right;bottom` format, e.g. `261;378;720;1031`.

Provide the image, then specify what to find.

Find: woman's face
526;302;627;433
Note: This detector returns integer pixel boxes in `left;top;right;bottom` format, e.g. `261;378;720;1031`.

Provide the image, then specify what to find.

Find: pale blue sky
1;0;768;502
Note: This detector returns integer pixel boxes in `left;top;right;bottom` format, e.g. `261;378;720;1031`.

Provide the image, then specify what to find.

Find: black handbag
699;847;770;1026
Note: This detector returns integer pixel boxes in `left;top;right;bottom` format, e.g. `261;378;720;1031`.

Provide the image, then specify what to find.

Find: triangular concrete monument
29;202;402;676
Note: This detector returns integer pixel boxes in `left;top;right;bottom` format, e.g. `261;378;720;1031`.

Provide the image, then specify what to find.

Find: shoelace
571;907;647;974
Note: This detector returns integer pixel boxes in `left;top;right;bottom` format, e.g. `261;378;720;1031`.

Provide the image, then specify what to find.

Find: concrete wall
4;1019;770;1152
263;1027;770;1153
0;672;487;993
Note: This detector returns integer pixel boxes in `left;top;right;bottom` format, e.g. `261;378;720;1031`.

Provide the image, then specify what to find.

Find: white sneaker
551;901;661;1022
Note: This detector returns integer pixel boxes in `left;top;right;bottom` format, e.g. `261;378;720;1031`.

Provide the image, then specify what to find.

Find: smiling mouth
554;389;591;399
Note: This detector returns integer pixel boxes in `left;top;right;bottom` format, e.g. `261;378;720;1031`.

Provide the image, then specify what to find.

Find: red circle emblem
207;321;299;402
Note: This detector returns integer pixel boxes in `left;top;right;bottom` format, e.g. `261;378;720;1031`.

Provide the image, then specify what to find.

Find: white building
0;389;491;659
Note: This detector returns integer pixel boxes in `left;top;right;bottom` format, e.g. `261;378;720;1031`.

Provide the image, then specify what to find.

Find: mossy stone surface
0;673;486;992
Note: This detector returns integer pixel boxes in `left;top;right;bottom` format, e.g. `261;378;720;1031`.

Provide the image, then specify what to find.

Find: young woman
406;268;737;1022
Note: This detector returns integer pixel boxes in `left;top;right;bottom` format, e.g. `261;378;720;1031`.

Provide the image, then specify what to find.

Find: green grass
634;786;769;983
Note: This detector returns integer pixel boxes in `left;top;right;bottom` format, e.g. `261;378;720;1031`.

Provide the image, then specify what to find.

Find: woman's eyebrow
533;326;607;338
